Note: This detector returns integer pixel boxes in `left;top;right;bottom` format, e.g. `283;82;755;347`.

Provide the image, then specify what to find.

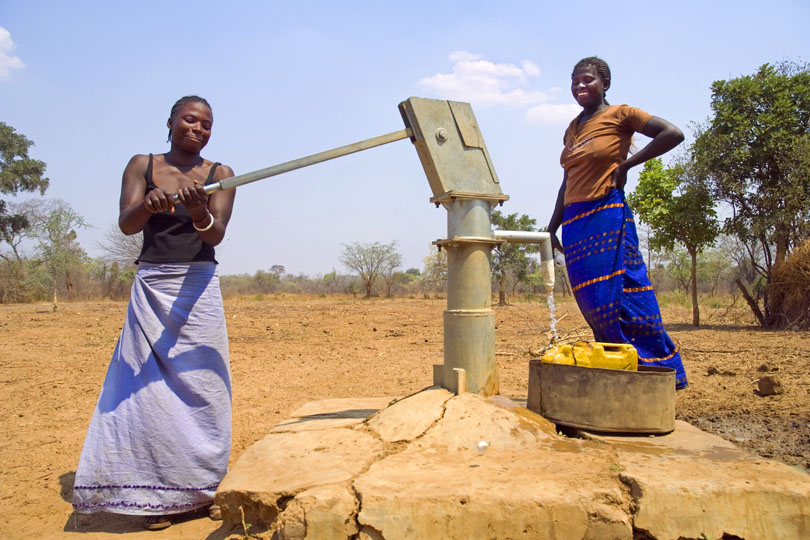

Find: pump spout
492;230;555;292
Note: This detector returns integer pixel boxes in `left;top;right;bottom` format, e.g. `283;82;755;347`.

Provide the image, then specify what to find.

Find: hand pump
174;97;555;396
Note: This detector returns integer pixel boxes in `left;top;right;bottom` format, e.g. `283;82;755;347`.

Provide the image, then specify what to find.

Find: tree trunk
774;226;790;266
11;244;24;265
735;278;765;326
65;270;75;300
689;247;699;326
365;279;372;299
560;270;572;297
498;273;507;306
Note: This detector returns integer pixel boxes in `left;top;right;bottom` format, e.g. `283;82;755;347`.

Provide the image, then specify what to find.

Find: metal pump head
399;98;504;200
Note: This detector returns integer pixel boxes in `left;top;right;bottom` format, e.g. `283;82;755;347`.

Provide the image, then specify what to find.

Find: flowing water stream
547;289;558;341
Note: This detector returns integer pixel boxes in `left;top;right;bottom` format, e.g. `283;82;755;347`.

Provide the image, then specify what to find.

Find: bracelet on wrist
193;213;215;232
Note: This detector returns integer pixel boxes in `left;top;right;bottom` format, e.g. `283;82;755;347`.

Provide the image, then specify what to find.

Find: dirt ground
1;294;808;539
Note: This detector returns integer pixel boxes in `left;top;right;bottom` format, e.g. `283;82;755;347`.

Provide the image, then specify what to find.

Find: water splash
547;289;558;341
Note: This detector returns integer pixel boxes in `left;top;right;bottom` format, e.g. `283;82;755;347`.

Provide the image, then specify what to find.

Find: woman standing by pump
73;96;236;529
547;57;688;389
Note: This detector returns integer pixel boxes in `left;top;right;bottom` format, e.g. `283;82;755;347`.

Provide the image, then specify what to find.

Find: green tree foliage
0;198;48;264
628;158;719;325
0;123;49;263
698;249;737;296
379;242;403;298
35;200;88;305
659;247;692;295
692;61;810;326
339;241;401;298
421;246;447;293
391;268;420;295
490;210;538;306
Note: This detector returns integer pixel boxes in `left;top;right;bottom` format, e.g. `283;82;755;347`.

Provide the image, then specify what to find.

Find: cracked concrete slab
586;421;810;540
365;386;453;442
272;397;395;433
411;393;559;451
216;390;810;540
355;394;632;539
355;441;632;539
216;427;383;530
276;484;360;540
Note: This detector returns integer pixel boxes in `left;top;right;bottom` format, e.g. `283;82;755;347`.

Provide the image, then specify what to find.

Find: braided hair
572;57;611;103
167;95;212;141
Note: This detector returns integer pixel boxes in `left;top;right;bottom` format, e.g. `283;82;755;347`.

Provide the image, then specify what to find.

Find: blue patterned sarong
73;262;232;515
561;189;688;388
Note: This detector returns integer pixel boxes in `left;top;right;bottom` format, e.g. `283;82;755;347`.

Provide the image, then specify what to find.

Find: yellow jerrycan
541;341;638;371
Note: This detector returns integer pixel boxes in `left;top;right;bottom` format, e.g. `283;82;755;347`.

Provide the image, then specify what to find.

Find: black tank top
136;154;220;264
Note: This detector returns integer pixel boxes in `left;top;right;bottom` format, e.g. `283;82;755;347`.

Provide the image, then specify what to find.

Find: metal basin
527;359;676;434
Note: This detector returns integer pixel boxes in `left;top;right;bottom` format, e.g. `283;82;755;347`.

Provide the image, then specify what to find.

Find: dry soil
1;294;808;539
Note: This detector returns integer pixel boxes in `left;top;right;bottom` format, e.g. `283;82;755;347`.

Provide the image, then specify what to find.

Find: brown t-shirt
560;104;652;204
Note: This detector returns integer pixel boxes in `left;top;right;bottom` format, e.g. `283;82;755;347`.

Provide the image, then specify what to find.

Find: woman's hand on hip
612;163;629;192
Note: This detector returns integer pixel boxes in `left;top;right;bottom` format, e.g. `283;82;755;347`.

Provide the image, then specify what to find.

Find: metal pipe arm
171;128;412;201
493;229;555;291
492;230;552;261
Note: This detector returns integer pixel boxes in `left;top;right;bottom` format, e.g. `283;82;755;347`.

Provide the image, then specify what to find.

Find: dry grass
769;239;810;329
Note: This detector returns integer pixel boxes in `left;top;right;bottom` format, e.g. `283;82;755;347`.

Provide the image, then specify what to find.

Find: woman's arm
612;116;684;191
118;154;177;235
176;164;236;247
547;172;567;254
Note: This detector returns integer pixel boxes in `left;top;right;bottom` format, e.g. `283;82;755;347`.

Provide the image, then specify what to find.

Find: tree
339;241;400;298
97;223;142;269
0;198;49;264
490;210;538;306
253;269;281;293
660;247;692;295
698;248;736;296
421;246;447;293
692;61;810;326
35;200;88;304
379;243;403;298
0;123;49;265
628;158;720;325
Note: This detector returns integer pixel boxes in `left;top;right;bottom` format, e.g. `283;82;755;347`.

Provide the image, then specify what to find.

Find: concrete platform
216;387;810;540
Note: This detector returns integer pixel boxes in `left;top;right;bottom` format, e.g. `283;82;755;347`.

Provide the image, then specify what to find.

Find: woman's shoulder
207;159;234;181
563;114;581;140
608;105;653;130
124;153;152;172
128;153;152;163
607;104;651;118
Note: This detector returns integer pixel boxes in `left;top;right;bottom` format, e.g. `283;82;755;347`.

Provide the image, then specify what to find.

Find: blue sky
1;1;808;276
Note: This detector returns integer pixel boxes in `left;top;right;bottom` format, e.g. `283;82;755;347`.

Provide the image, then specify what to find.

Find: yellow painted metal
541;342;638;371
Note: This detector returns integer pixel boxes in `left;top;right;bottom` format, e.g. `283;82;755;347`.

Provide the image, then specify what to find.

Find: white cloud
420;51;548;108
521;60;540;77
420;51;575;125
0;27;25;80
526;103;581;125
448;51;482;63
